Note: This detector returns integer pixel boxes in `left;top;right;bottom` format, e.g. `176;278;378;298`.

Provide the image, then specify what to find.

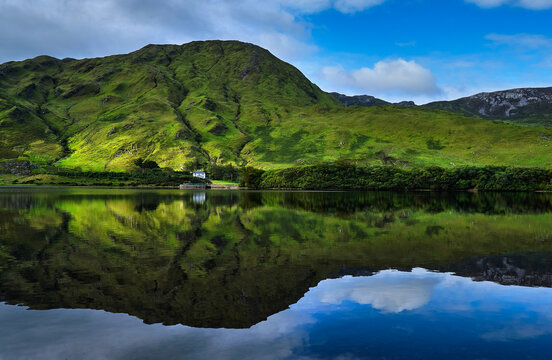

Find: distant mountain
394;100;416;107
329;92;390;107
329;92;416;107
332;87;552;126
423;87;552;126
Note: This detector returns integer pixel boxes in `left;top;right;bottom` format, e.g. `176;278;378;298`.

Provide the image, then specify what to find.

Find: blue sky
1;0;551;103
303;0;552;102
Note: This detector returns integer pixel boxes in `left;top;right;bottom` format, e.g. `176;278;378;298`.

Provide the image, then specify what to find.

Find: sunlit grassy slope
1;40;552;171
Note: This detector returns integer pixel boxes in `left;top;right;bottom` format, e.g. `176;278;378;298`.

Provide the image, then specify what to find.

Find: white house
193;170;206;179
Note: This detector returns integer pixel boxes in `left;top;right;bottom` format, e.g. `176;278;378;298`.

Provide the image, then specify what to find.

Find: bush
251;163;552;191
239;167;265;188
206;164;239;182
134;158;160;169
41;167;207;186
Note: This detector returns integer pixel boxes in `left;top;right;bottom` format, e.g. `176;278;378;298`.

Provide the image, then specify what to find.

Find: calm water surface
1;187;552;359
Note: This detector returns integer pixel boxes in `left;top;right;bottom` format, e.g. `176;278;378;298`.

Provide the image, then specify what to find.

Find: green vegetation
13;167;206;186
0;40;336;173
1;40;552;184
244;162;552;191
205;163;239;182
211;180;239;186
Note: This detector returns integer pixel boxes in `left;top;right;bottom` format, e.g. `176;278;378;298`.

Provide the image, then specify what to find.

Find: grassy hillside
244;106;552;169
1;40;552;173
0;41;336;171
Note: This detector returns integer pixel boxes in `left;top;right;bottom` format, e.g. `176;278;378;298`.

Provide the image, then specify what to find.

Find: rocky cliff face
469;88;552;117
0;160;36;176
424;87;552;125
331;87;552;126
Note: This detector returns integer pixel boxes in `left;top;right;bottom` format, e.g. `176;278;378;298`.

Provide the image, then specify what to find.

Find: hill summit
1;40;552;171
0;40;336;171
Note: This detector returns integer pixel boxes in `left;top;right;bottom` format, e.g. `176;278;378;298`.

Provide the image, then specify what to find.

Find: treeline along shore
2;159;552;191
240;161;552;192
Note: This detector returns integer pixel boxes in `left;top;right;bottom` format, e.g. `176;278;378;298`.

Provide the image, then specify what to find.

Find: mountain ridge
331;87;552;126
329;92;416;107
1;40;552;173
424;87;552;126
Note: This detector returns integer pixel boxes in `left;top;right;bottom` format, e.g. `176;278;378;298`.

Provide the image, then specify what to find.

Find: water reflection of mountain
1;189;552;328
445;254;552;287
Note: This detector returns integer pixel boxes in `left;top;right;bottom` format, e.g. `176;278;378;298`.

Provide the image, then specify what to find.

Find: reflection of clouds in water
0;305;157;360
192;192;206;204
3;269;552;359
0;303;315;360
482;324;550;342
179;311;317;360
299;268;443;313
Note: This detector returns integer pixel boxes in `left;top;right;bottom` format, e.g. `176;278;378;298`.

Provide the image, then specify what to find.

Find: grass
0;174;19;185
240;105;552;169
211;180;239;185
1;40;552;180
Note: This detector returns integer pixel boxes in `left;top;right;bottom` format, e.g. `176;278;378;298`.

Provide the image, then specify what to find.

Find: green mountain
1;40;552;172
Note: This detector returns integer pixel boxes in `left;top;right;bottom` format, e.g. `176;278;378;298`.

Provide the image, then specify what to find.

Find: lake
1;187;552;359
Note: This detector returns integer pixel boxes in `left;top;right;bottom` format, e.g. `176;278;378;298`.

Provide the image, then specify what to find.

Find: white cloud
486;33;552;49
279;0;388;13
466;0;552;9
481;325;551;341
0;0;388;64
333;0;387;13
311;274;440;313
517;0;552;8
320;59;441;96
466;0;512;8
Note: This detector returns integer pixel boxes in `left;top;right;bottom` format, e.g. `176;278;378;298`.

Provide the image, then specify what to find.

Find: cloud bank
486;33;552;49
466;0;552;9
311;274;440;313
0;0;390;64
321;59;441;96
0;0;549;102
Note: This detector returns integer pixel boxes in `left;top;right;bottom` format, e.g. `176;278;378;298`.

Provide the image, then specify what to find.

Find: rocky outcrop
0;160;36;176
424;87;552;124
332;87;552;125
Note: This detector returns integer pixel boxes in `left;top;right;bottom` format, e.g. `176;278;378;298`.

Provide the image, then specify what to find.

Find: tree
134;158;160;169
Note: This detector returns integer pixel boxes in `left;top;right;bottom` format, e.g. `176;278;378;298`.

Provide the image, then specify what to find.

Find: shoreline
0;183;551;193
